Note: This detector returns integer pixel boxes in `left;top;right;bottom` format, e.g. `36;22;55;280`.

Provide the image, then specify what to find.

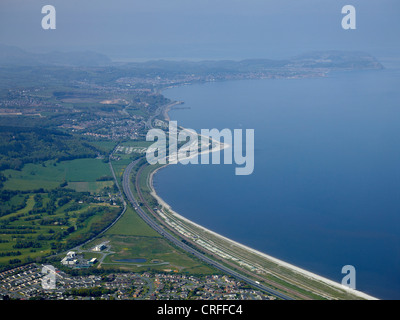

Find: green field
111;157;134;182
3;158;111;192
118;141;152;148
67;181;114;193
100;234;216;274
87;140;117;154
0;156;123;269
0;189;120;267
106;206;159;238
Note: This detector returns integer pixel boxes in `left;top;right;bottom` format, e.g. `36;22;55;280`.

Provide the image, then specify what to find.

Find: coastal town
0;263;276;300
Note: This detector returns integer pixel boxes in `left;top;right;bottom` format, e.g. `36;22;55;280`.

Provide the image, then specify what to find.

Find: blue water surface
154;68;400;299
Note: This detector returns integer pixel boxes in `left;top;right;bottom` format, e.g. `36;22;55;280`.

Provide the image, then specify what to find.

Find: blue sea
153;66;400;299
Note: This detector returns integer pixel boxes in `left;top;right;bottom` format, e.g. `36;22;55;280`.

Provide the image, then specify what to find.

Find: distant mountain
124;51;384;74
0;44;112;67
290;50;384;70
0;45;383;72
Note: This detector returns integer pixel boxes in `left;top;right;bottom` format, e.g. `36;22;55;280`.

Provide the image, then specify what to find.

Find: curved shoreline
149;93;379;300
149;165;377;300
147;156;377;299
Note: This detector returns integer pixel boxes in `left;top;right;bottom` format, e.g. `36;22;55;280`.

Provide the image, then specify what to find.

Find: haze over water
154;67;400;299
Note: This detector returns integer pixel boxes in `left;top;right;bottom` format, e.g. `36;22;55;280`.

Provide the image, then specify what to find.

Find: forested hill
0;126;101;170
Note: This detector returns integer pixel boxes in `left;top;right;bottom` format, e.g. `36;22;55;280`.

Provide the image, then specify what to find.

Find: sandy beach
144;119;378;299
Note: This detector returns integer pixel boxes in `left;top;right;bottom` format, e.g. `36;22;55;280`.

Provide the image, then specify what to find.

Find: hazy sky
0;0;399;60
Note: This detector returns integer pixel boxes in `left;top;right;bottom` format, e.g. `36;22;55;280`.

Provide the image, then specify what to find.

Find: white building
66;251;76;258
92;244;106;252
61;251;77;265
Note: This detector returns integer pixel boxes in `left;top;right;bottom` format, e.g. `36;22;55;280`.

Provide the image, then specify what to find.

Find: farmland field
0;156;122;269
3;158;111;192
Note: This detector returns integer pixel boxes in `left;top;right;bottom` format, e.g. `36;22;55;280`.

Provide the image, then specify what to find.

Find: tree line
0;126;101;170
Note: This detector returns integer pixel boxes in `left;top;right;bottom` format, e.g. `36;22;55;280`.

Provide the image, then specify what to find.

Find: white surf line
147;152;378;300
153;189;378;300
146;121;378;300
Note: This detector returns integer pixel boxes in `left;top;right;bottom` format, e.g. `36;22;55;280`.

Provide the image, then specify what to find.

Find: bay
154;68;400;299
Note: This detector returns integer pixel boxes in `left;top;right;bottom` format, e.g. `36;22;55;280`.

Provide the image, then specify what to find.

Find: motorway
122;160;293;300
